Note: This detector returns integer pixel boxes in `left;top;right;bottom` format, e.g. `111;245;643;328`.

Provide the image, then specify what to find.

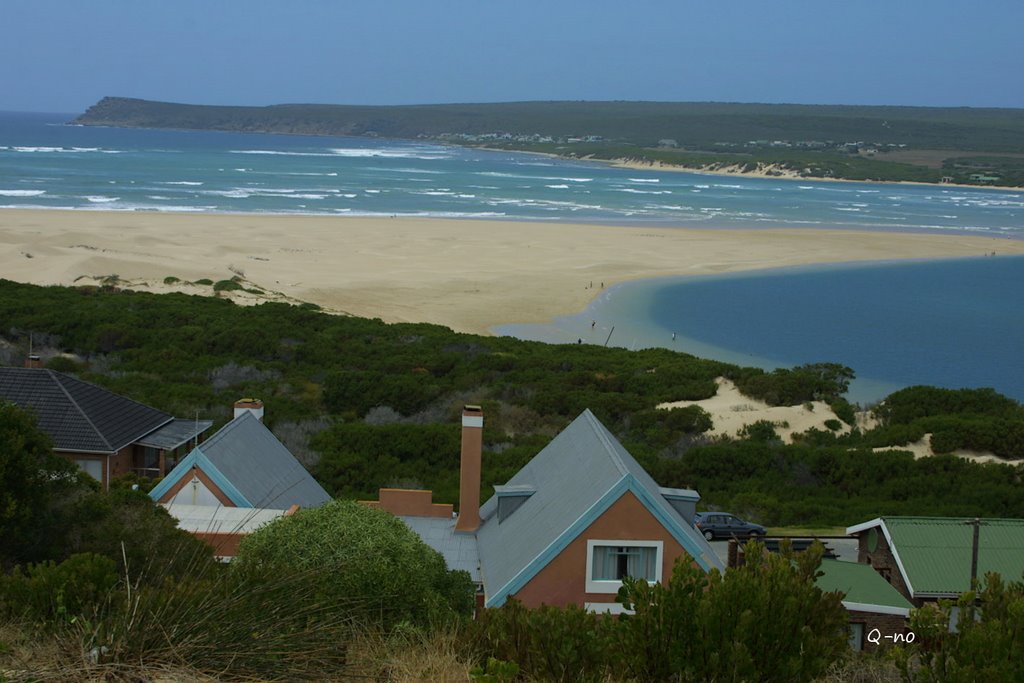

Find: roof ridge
48;369;114;452
581;409;629;476
203;411;256;447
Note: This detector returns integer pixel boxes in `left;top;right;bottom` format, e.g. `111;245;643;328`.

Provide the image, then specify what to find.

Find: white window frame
585;539;664;594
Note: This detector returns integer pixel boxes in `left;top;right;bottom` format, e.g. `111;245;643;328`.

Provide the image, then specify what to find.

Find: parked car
694;512;766;541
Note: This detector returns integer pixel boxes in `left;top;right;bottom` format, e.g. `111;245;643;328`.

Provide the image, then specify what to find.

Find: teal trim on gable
484;474;718;608
148;447;252;508
486;476;630;608
628;477;717;572
192;449;252;507
148;449;200;502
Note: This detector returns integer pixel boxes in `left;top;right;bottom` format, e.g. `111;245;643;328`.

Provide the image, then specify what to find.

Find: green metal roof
816;559;913;614
869;517;1024;596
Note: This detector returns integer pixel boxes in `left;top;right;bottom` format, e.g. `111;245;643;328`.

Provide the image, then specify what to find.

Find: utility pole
965;517;987;609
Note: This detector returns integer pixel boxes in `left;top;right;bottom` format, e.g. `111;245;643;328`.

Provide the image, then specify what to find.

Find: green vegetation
2;278;1021;531
470;543;847;682
213;278;243;292
162;276;180;285
74;97;1024;187
234;499;474;628
893;572;1024;682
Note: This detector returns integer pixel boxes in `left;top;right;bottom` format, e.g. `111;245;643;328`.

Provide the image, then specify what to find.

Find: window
75;458;103;482
586;540;663;593
848;623;865;650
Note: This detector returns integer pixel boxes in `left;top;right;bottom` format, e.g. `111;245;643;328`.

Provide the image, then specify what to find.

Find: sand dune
657;378;851;443
3;208;1022;335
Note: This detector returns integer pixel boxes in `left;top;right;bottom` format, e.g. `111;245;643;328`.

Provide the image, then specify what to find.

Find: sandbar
2;208;1022;335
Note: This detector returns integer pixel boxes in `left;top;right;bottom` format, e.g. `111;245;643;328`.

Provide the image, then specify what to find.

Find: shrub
614;542;847;683
233;500;474;628
213;279;243;292
0;553;118;627
470;600;613;683
162;276;180;285
194;278;213;285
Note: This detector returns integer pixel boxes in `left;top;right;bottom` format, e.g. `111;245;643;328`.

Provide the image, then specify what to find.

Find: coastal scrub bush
193;278;213;285
469;600;614;683
613;542;847;683
213;278;243;292
162;276;180;285
0;553;118;627
233;500;474;628
0;402;80;568
893;572;1024;682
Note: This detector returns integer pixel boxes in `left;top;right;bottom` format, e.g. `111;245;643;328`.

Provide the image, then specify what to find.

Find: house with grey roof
366;406;723;613
149;405;331;511
0;364;211;489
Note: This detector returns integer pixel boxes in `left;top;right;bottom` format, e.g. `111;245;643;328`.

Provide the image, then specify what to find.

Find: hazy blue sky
3;1;1022;113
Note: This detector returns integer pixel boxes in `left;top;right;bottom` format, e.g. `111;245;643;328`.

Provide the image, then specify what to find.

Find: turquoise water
496;256;1024;404
3;111;1024;403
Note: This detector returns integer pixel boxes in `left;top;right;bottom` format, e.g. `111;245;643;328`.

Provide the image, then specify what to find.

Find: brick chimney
455;405;483;533
234;398;264;422
24;355;42;369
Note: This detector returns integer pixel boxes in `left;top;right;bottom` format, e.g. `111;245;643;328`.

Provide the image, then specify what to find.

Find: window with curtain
591;545;658;581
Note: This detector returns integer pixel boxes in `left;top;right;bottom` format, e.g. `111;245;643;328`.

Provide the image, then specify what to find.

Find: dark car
694;512;766;541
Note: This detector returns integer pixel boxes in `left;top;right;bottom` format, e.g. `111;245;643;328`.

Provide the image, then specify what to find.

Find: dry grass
816;654;902;683
346;626;475;682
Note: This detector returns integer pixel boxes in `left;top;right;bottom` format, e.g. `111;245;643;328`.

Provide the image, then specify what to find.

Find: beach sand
2;208;1023;335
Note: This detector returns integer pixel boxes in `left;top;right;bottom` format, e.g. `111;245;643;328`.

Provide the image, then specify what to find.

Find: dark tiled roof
0;367;172;453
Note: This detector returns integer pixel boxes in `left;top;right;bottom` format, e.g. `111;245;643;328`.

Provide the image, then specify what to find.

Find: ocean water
3;110;1023;403
2;111;1023;233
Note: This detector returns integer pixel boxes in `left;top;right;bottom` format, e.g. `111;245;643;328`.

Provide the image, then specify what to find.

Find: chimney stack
234;398;264;422
24;355;42;369
455;405;483;533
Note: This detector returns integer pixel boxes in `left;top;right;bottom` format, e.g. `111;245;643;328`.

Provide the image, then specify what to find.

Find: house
366;406;723;613
150;401;331;558
847;516;1024;606
0;363;212;489
816;559;913;651
150;402;331;511
160;504;298;560
728;537;912;651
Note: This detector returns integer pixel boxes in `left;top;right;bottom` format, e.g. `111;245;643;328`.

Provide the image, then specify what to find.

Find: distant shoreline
3;208;1023;336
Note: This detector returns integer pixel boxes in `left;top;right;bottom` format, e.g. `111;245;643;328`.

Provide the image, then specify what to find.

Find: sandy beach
2;208;1023;335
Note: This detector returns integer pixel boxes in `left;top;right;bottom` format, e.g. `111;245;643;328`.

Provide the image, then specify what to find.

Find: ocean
3;110;1023;403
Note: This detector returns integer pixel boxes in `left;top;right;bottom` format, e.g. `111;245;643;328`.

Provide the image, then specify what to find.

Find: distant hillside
74;97;1024;186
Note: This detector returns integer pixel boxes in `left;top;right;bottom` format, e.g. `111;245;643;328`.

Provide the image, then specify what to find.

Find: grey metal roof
399;515;481;583
190;411;331;510
475;409;721;603
136;418;214;450
0;367;172;453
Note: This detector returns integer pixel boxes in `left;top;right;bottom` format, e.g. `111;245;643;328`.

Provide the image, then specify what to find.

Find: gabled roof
847;517;1024;597
149;411;331;510
476;409;722;608
816;559;913;616
0;367;172;453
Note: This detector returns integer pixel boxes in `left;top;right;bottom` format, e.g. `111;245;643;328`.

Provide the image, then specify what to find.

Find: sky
3;1;1023;114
